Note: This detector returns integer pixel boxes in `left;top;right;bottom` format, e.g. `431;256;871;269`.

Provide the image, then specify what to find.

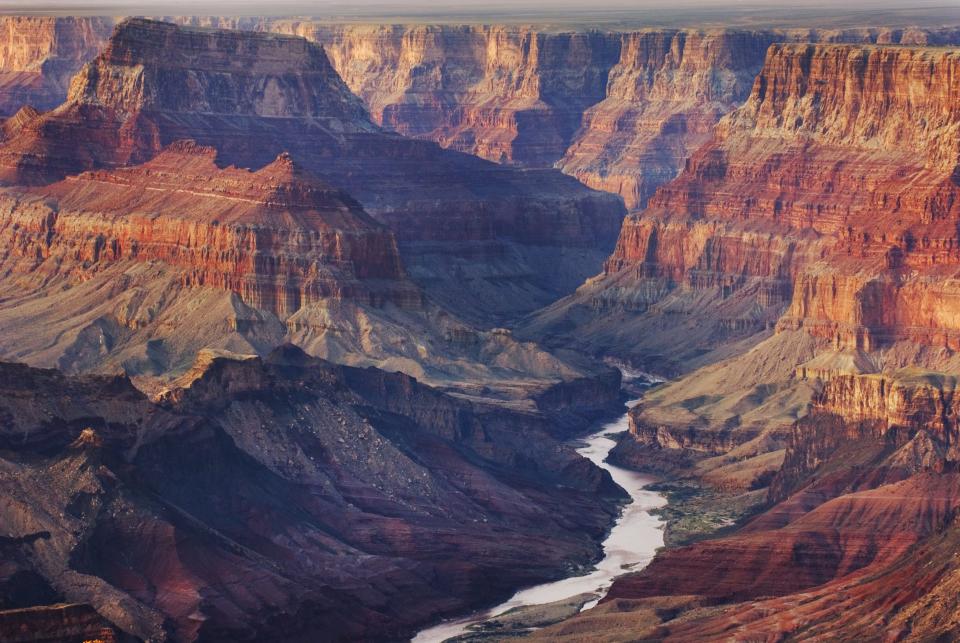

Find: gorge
1;6;960;643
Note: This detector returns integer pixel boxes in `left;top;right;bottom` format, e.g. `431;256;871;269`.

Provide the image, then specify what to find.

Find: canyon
521;37;960;642
0;347;625;642
2;9;960;643
0;18;625;411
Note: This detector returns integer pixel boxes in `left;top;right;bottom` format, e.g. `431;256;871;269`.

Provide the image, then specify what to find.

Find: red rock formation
0;18;625;322
1;140;417;316
526;42;960;370
0;17;110;116
558;29;776;210
277;23;621;168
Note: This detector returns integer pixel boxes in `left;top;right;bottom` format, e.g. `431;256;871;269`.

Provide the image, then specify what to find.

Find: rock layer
3;141;415;316
0;17;110;116
278;23;622;168
525;42;960;373
558;29;776;210
0;18;625;323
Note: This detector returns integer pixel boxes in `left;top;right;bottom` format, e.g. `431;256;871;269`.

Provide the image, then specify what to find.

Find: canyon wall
522;40;960;504
0;18;625;324
0;17;110;116
528;41;960;367
276;22;622;168
558;29;777;210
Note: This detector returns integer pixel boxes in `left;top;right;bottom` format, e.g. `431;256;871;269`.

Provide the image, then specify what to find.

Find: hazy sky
5;0;959;27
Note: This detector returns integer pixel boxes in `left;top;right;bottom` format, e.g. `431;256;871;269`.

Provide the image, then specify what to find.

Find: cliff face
1;141;415;317
558;29;775;210
0;348;623;642
771;370;960;501
0;18;625;323
0;17;110;116
278;23;622;168
536;369;960;641
526;42;960;370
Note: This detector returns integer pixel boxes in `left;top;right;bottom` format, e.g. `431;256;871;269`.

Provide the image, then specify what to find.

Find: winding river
412;397;667;642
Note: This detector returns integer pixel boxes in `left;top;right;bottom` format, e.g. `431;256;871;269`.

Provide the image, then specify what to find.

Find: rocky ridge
0;347;624;642
0;18;625;324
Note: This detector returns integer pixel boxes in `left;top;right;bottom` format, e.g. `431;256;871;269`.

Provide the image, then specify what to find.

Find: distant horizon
4;0;960;29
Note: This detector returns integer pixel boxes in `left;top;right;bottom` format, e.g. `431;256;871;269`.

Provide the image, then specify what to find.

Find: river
412;397;667;642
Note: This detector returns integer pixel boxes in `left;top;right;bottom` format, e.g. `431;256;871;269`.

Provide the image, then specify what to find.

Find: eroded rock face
558;29;776;210
627;42;960;322
277;23;622;168
0;18;625;323
525;42;960;372
0;17;111;116
0;348;624;642
2;141;415;316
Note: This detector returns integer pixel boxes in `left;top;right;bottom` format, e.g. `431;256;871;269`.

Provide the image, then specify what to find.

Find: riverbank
412;401;668;642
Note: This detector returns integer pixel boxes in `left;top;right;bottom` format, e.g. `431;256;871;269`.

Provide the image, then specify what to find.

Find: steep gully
414;375;667;642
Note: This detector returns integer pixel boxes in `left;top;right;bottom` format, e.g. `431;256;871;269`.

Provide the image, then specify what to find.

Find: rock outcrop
276;23;622;168
558;29;776;210
0;18;625;323
521;42;960;553
0;348;624;642
0;17;110;116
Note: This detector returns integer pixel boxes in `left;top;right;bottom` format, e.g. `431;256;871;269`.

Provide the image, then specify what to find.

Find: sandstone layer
12;141;415;314
529;39;960;642
268;23;960;214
